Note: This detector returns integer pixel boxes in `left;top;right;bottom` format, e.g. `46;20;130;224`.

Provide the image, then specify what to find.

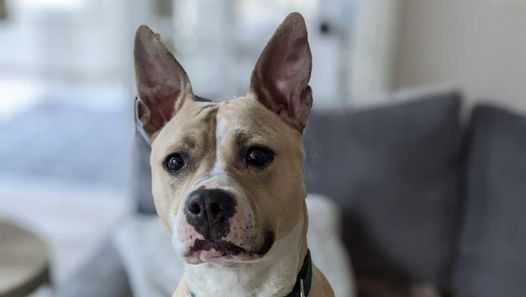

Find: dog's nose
184;188;236;240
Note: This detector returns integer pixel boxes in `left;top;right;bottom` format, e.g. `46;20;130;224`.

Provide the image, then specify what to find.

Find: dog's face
134;13;312;265
150;96;307;264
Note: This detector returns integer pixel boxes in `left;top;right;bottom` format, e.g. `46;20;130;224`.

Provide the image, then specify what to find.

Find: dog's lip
189;239;248;256
184;231;274;264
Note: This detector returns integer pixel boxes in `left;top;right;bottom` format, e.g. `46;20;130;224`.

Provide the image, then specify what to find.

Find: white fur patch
184;219;307;297
210;114;227;176
171;112;257;261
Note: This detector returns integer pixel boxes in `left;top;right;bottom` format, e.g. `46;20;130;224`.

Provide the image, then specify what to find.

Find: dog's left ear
250;12;313;132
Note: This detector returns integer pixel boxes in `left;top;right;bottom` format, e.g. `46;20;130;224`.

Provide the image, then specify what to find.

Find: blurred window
0;0;133;117
173;0;357;107
1;0;127;82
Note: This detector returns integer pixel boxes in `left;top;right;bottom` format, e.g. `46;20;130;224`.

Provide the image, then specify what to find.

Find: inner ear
134;25;193;140
250;12;313;132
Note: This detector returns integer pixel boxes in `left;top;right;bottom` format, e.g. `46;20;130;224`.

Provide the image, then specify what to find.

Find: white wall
395;0;526;113
350;0;402;103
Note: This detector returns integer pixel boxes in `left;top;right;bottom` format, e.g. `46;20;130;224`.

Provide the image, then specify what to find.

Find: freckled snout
184;188;236;240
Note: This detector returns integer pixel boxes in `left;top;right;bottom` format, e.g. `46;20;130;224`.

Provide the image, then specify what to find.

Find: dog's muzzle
176;186;274;264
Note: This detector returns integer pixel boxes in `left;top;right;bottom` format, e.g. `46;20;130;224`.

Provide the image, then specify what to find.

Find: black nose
184;188;236;240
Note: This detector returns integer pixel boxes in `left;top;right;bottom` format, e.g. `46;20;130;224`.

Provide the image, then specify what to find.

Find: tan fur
311;267;335;297
150;94;333;296
151;94;306;242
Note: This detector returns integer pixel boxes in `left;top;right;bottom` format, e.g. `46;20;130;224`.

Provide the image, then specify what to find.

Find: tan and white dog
134;12;334;297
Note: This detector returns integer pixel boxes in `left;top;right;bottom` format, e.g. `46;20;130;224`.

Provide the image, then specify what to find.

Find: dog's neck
183;221;308;297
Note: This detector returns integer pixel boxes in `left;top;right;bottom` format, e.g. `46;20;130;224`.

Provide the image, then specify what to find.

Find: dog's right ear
134;25;193;141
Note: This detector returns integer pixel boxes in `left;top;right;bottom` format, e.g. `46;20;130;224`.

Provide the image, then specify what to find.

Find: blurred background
0;1;525;297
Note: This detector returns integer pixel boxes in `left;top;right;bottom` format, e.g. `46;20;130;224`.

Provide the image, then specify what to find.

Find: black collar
189;250;312;297
286;250;312;297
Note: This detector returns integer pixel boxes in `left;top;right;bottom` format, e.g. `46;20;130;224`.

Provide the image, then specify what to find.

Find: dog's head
134;13;312;265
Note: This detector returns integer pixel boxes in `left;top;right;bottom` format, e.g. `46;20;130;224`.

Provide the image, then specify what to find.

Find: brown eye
164;153;186;174
245;146;274;169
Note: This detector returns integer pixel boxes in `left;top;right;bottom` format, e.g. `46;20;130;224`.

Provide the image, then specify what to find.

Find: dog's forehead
181;95;286;134
153;95;295;154
216;96;280;131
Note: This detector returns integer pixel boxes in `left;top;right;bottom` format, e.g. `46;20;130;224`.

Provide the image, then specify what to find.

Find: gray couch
56;89;526;297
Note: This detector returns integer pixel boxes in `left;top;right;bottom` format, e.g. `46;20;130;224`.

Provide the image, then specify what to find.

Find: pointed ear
134;25;193;140
250;12;313;132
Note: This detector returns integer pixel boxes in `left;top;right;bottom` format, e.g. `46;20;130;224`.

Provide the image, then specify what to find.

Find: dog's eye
245;146;274;169
163;153;186;174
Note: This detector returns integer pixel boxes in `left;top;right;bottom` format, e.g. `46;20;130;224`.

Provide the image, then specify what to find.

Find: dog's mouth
184;231;274;264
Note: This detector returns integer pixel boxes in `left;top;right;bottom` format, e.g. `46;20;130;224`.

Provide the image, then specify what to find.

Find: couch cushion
356;276;442;297
453;105;526;297
303;91;463;288
55;238;133;297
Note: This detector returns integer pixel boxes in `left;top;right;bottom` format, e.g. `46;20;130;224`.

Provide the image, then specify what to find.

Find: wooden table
0;218;51;297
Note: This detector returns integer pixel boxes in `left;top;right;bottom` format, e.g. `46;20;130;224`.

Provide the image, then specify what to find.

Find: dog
134;12;334;297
